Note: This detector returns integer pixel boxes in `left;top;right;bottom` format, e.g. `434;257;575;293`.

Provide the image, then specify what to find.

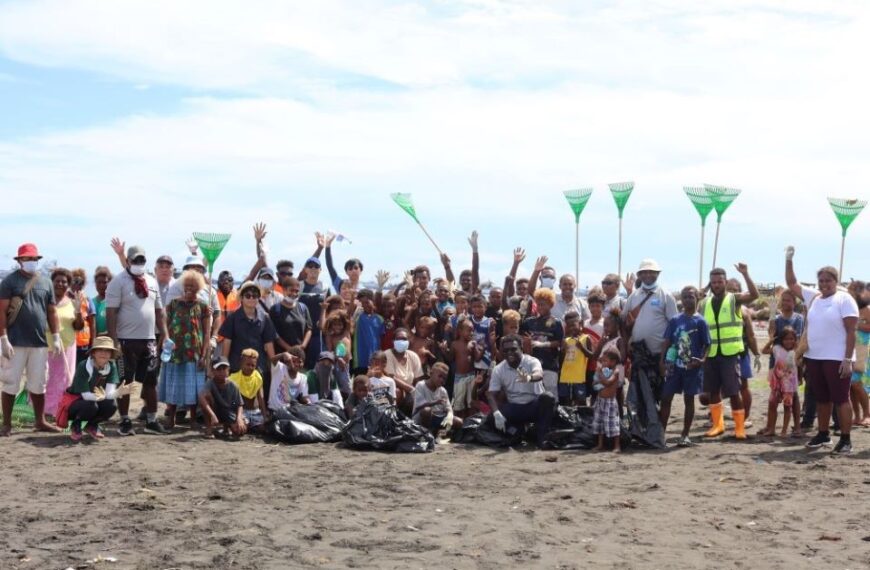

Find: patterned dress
158;299;208;406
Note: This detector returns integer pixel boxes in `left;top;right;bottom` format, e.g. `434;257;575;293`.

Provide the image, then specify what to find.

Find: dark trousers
501;393;556;447
68;399;117;428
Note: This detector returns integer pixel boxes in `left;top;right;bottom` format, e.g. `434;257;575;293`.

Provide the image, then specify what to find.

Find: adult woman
45;268;85;417
90;267;113;337
70;268;94;363
384;328;423;409
785;246;858;453
847;281;870;426
219;281;277;398
158;270;211;430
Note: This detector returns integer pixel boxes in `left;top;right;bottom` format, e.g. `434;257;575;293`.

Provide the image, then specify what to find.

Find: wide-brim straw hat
89;336;120;358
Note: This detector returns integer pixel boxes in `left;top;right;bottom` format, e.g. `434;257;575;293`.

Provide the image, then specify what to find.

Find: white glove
81;391;98;402
493;410;506;431
51;333;63;355
0;335;13;359
210;337;218;350
785;246;795;261
839;359;853;379
103;383;118;400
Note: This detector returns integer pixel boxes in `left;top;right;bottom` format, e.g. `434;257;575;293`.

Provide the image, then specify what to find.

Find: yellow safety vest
702;293;744;357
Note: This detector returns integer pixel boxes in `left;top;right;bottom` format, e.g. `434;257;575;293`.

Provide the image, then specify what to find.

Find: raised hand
315;232;326;248
623;272;636;295
785;246;795;261
734;262;749;275
110;237;125;256
324;232;336;247
468;231;479;252
403;270;414;288
440;252;451;266
533;255;548;273
513;247;526;265
375;270;390;289
185;236;199;255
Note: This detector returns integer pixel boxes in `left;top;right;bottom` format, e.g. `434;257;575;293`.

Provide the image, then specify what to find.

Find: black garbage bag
342;401;435;453
626;342;665;449
317;399;347;422
268;419;335;444
450;413;526;447
267;401;346;444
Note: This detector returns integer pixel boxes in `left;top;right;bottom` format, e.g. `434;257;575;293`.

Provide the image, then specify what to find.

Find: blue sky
0;0;868;291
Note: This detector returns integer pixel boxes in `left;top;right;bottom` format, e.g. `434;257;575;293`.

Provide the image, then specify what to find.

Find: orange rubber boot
704;402;725;437
733;409;747;440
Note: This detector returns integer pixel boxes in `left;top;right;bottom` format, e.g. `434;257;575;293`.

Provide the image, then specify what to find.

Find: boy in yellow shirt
229;348;270;432
559;311;593;406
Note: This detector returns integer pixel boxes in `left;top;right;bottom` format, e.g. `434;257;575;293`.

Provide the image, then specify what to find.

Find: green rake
704;184;741;271
608;181;635;279
684;187;715;288
563;188;594;281
193;232;232;365
390;193;443;256
827;198;866;280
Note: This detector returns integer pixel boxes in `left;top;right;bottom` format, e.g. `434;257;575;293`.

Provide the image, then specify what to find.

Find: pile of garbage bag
342;400;435;453
267;401;347;445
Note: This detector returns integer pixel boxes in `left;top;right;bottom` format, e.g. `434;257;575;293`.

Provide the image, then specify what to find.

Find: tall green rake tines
193;232;232;273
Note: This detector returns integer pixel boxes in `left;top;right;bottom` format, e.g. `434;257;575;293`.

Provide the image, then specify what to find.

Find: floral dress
158;299;208;406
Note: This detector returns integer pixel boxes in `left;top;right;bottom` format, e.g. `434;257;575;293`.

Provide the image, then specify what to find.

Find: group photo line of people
1;224;867;455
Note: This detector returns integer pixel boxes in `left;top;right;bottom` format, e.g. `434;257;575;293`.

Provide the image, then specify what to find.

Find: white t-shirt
384;350;424;386
268;362;309;410
369;376;397;406
412;382;450;417
802;286;859;361
489;355;545;405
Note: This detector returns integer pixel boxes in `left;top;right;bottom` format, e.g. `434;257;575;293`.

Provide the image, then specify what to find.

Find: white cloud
0;1;868;285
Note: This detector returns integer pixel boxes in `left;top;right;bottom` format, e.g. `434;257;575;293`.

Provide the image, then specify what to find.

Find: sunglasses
278;270;294;277
242;293;260;300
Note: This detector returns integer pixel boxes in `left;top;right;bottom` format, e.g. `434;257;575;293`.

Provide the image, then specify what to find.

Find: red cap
15;243;42;260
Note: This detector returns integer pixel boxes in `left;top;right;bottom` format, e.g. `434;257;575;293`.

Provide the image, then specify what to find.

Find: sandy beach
1;382;869;570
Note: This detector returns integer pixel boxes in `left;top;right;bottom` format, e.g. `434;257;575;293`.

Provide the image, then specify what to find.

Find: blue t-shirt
353;312;385;370
664;313;711;370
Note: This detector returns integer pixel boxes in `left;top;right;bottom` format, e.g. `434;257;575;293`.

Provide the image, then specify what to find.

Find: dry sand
2;385;869;570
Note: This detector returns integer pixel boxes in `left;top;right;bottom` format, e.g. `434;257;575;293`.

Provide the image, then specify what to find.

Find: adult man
216;270;239;317
298;256;326;369
154;255;175;306
699;264;758;439
551;274;591;321
106;245;169;436
601;273;627;314
487;335;556;448
0;243;63;435
270;277;312;354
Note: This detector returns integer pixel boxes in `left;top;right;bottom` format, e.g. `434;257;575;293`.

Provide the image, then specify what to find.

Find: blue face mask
393;340;410;353
641;281;657;291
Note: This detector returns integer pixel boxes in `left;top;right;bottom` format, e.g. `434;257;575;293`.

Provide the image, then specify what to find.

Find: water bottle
160;339;175;363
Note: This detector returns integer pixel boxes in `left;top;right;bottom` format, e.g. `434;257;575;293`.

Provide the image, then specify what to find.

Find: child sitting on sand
199;358;246;439
412;362;463;436
269;347;310;410
760;327;800;437
592;349;625;453
344;375;372;418
367;350;397;407
229;348;270;431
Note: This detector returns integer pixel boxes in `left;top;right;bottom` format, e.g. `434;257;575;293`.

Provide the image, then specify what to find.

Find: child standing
559;311;593;406
445;318;483;419
269;346;310;410
592;349;625;452
760;327;800;437
659;286;711;446
352;289;385;375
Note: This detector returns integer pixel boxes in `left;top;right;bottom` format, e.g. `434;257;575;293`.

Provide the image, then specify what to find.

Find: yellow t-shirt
229;370;263;400
560;335;588;384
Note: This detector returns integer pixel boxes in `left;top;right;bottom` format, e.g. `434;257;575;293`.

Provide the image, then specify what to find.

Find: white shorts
1;347;49;395
542;370;559;395
452;373;477;413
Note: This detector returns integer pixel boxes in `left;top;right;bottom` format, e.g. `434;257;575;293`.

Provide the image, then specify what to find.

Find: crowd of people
1;227;868;455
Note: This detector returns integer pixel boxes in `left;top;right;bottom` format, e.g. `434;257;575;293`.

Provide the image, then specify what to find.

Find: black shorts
703;355;741;398
119;339;159;387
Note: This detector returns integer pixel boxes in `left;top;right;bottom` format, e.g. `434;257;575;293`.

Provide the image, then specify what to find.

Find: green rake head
193;232;232;274
827;197;867;237
608;181;634;218
704;184;741;222
563;188;594;223
390;193;419;222
684;186;715;225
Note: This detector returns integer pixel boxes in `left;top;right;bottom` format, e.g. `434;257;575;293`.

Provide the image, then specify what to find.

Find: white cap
637;258;662;272
183;255;206;269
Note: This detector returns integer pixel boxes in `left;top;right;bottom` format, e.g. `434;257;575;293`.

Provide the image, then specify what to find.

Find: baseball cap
156;255;174;265
126;245;147;262
305;256;322;268
212;357;230;370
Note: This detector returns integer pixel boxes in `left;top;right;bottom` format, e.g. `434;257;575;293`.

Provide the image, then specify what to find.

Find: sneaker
85;426;105;440
677;436;693;447
831;438;852;455
70;425;82;442
144;421;169;435
118;418;136;436
805;432;832;449
136;408;147;421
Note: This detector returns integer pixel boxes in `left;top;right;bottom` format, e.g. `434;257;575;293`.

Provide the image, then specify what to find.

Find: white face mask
20;260;39;273
641;280;657;291
393;340;409;353
540;277;556;289
258;279;273;290
129;264;146;276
